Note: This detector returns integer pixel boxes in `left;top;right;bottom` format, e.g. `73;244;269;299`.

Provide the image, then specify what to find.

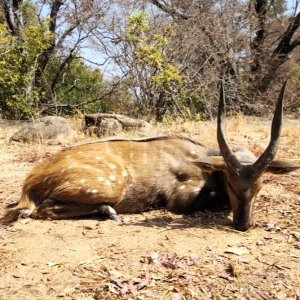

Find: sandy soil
0;116;299;300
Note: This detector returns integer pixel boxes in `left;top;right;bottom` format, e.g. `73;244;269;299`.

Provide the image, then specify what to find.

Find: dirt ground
0;116;299;300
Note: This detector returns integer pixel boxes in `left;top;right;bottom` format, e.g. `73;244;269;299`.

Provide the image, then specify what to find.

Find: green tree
124;12;184;120
0;23;51;118
41;58;107;115
1;0;112;119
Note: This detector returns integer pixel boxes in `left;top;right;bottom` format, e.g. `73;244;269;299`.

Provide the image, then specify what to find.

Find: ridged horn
252;80;287;178
217;80;242;175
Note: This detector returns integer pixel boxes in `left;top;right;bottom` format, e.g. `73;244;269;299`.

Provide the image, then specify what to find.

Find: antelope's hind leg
31;199;98;220
31;200;120;222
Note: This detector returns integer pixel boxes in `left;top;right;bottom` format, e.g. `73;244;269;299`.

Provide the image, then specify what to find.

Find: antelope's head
196;81;300;231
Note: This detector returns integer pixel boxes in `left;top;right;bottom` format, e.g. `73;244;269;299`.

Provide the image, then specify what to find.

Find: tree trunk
248;0;300;94
2;0;24;38
34;0;64;87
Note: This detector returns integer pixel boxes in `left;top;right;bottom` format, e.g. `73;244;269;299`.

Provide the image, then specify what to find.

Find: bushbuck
1;82;299;231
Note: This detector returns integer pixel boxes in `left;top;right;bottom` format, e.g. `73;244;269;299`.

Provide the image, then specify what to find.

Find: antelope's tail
0;190;36;225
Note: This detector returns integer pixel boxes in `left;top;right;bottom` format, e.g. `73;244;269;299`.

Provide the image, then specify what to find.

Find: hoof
110;214;120;222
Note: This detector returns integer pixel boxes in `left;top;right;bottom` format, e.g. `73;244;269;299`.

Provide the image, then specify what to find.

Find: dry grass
1;114;299;164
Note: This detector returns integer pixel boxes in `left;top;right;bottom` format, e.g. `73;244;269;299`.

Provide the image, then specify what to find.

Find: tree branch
35;0;64;82
149;0;188;20
273;11;300;57
290;36;300;50
40;80;122;114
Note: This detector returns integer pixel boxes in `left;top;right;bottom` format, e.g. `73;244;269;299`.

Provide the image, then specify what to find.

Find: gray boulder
10;116;76;143
84;113;150;137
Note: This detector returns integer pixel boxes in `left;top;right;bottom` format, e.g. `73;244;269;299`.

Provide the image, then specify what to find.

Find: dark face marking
225;166;263;231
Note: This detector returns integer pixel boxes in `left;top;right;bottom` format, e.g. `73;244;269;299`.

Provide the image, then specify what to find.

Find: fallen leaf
171;293;182;300
139;269;151;288
161;260;176;269
292;231;300;240
219;274;235;282
294;242;300;249
109;269;123;279
121;217;131;224
82;226;93;230
19;219;30;224
265;223;281;232
47;261;60;267
225;247;250;256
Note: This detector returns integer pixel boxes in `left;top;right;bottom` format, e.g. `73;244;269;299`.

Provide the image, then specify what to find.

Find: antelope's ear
265;160;300;174
193;156;226;172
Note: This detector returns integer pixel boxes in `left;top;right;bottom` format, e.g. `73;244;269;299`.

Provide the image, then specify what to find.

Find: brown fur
1;137;208;224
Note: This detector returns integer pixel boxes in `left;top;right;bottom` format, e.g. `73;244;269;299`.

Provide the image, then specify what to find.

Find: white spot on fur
188;179;193;183
172;179;177;185
104;143;111;153
122;170;127;177
109;175;116;182
109;163;116;170
20;209;32;218
96;156;102;160
91;189;98;194
179;185;186;190
191;150;197;156
106;180;112;186
80;179;86;184
193;187;200;194
98;176;105;182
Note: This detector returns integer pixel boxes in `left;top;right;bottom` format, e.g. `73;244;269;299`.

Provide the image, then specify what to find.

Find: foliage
126;13;182;87
291;64;300;87
22;0;39;26
124;12;185;119
122;11;220;120
42;58;107;115
1;0;300;120
0;24;52;119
